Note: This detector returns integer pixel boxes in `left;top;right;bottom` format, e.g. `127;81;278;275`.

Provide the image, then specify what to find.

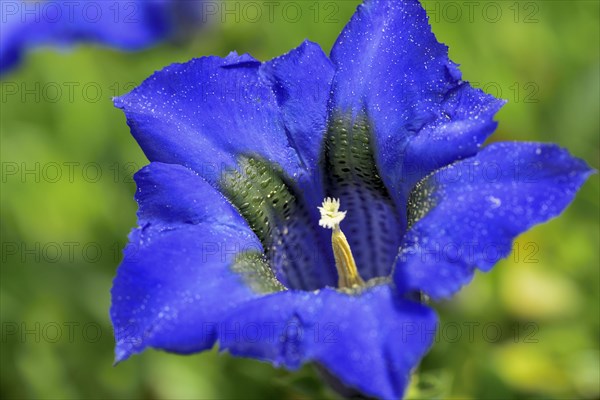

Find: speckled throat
220;114;403;292
320;114;403;280
220;156;331;291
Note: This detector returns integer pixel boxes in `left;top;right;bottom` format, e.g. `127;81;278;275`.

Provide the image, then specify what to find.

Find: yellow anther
318;198;365;288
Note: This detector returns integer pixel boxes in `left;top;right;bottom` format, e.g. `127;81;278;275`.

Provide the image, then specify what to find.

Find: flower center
219;115;404;293
318;197;365;288
321;114;404;281
220;156;336;291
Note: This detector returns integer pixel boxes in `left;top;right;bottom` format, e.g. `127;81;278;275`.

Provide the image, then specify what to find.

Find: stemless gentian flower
0;0;205;75
111;0;593;398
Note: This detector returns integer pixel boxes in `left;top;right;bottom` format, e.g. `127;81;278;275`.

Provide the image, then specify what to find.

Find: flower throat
219;115;403;292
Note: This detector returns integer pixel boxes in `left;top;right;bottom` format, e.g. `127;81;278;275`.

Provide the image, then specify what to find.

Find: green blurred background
1;0;598;398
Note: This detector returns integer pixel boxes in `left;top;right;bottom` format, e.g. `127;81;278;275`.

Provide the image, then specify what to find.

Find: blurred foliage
1;0;598;399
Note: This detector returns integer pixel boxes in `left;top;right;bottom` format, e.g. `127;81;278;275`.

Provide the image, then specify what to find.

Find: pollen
318;198;365;288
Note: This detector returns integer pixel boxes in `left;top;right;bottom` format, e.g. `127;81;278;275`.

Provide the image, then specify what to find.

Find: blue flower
0;0;204;75
111;0;593;398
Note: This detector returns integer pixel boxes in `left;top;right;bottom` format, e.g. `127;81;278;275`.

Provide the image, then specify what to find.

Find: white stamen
317;197;364;288
318;197;347;229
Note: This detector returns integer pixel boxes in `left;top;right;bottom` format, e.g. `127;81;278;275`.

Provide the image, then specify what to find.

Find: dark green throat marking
221;157;292;245
407;177;438;229
323;115;388;197
230;252;285;293
221;156;330;292
321;114;403;280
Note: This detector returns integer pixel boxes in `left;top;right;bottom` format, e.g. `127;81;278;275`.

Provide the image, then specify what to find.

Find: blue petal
330;0;505;205
115;41;333;195
0;11;26;73
260;40;334;209
257;41;338;286
1;0;188;75
114;53;300;183
395;142;594;300
220;285;437;399
115;43;339;289
110;162;262;362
